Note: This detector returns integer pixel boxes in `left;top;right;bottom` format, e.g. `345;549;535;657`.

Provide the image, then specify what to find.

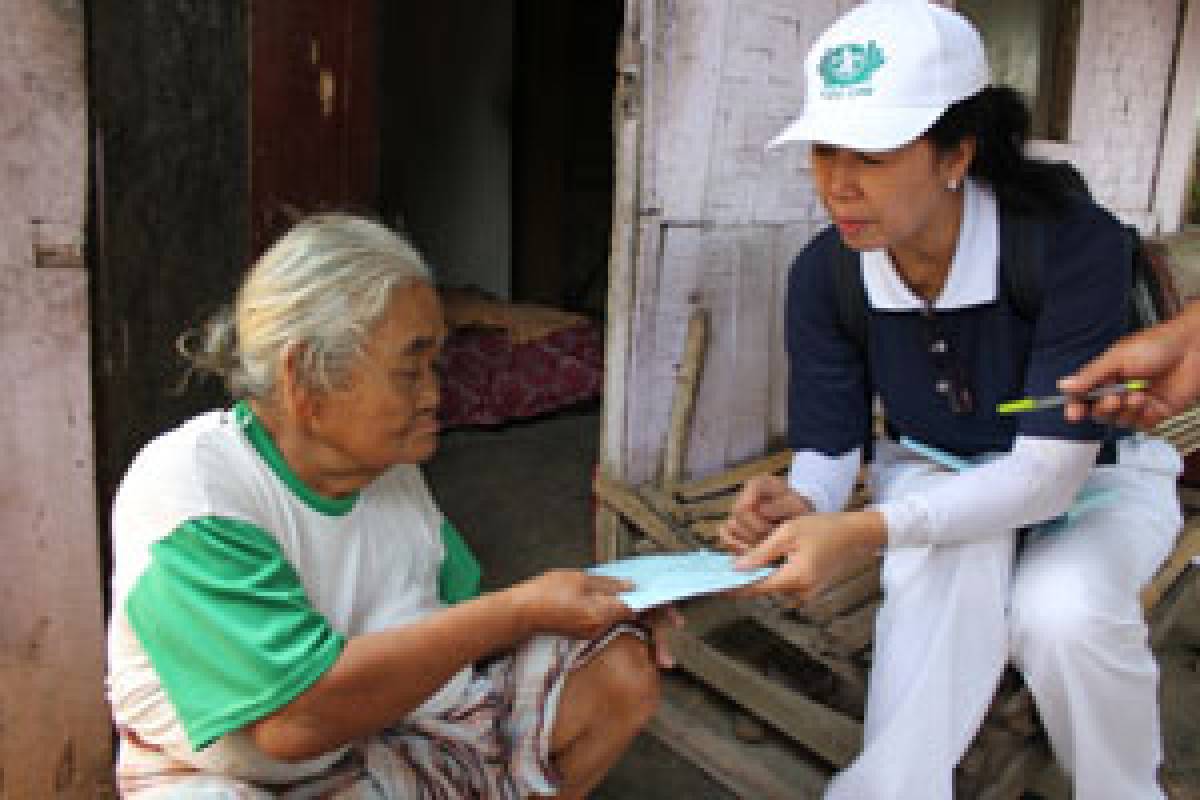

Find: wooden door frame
2;0;113;795
1153;0;1200;234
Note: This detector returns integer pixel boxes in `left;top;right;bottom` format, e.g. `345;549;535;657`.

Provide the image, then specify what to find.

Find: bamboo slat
662;307;709;485
792;564;882;623
668;629;864;768
668;449;793;500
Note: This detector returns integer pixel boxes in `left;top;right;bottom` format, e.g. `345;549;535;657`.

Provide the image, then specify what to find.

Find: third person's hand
719;474;814;555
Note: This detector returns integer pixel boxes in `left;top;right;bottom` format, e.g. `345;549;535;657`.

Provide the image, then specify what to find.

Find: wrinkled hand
639;605;684;669
719;475;814;555
732;511;884;603
512;570;636;640
1060;308;1200;430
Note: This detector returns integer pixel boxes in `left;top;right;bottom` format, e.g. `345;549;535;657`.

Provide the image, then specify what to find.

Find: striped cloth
116;628;641;799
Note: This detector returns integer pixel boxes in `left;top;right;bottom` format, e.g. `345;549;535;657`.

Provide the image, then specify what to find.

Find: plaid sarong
116;628;642;799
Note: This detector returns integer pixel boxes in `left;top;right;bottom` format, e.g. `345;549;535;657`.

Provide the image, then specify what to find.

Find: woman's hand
640;605;684;669
732;511;885;602
509;572;682;667
718;475;815;554
509;570;636;640
1060;304;1200;430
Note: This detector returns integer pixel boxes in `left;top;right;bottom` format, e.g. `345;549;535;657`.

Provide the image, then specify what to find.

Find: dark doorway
379;1;623;316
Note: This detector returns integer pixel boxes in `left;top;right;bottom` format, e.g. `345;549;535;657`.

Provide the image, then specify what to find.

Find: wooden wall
604;0;856;486
90;0;250;585
601;0;1187;489
0;0;113;795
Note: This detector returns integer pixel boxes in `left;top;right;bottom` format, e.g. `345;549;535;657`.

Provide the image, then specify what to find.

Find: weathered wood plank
724;231;775;467
652;0;730;221
795;564;882;624
662;307;709;484
623;216;666;483
668;628;864;768
687;519;724;544
1;1;112;796
671;493;736;523
675;227;737;479
686;598;867;697
649;677;830;799
599;16;645;485
1149;565;1197;650
1142;515;1200;611
670;449;792;500
596;8;646;565
965;729;1045;800
825;600;880;656
594;472;690;553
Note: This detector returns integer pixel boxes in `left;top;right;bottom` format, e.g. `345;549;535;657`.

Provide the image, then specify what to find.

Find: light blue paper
899;436;1119;536
588;551;774;612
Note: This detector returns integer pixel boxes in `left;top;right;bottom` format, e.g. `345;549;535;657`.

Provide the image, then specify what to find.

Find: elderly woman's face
809;138;965;252
312;282;447;469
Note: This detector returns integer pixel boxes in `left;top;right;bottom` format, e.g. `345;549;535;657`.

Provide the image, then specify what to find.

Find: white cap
768;0;989;153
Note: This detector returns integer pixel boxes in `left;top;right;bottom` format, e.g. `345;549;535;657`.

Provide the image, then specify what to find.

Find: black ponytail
926;86;1083;217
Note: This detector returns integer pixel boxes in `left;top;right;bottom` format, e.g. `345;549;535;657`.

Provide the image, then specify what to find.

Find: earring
947;179;960;191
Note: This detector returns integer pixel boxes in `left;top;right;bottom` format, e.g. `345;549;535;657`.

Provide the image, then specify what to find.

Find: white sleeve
876;436;1100;547
788;448;862;513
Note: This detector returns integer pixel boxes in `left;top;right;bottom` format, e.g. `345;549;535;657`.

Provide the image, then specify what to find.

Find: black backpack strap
999;210;1046;323
832;237;869;354
829;236;874;461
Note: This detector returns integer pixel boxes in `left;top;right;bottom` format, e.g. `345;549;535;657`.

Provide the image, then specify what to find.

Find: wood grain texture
615;0;847;484
662;307;709;483
0;3;111;795
90;0;251;583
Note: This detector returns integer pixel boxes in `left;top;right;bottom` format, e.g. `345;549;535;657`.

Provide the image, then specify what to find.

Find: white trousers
825;436;1183;800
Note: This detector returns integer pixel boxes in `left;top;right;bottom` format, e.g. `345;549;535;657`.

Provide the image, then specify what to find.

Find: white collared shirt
860;176;998;311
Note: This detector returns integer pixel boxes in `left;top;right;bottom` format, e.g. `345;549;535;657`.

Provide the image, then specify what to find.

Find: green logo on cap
819;41;886;88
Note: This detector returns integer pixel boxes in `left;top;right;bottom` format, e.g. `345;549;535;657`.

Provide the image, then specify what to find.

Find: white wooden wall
1038;0;1183;231
602;0;1189;489
0;0;112;795
605;0;856;486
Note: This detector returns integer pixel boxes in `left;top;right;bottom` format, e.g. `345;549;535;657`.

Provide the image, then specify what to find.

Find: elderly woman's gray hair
181;213;432;398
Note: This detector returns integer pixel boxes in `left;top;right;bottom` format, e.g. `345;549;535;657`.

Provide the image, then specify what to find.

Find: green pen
996;380;1148;414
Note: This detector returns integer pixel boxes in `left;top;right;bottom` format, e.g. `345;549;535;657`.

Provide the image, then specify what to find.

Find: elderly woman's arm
248;570;632;762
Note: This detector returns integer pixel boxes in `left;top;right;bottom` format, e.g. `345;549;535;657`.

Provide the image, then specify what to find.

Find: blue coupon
588;551;774;611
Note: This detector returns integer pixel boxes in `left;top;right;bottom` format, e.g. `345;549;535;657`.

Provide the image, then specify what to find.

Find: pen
996;380;1147;414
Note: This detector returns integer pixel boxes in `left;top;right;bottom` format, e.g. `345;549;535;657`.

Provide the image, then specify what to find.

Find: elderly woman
106;214;660;798
722;1;1181;798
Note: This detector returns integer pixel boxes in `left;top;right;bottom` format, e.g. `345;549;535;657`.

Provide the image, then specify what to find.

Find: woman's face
307;281;446;471
809;137;967;252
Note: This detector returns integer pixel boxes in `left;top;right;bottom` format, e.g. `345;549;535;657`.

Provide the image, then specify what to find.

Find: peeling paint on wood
607;0;1186;487
0;0;111;796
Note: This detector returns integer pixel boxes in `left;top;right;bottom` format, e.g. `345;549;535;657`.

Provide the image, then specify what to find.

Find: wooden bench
594;408;1200;798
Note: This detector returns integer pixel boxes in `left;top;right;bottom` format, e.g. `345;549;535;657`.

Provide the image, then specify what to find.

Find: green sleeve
126;517;345;751
438;519;482;605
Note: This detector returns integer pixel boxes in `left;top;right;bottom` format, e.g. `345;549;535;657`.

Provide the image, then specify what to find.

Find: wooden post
1;0;113;795
596;0;645;563
661;306;709;486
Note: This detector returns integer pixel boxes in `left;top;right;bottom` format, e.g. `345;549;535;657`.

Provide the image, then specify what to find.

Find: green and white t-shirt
106;402;481;782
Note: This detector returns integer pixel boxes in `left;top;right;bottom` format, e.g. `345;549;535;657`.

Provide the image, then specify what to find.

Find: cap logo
819;41;886;92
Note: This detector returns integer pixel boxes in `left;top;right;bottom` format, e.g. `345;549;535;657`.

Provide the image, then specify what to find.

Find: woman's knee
1010;564;1140;659
589;633;661;725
